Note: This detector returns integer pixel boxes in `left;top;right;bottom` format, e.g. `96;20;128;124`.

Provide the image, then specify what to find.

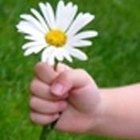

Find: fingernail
51;83;64;96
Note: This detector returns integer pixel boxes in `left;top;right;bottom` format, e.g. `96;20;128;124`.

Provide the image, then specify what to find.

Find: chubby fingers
30;96;67;114
30;76;68;125
30;92;67;125
30;79;67;125
30;78;58;100
30;62;73;125
30;112;59;125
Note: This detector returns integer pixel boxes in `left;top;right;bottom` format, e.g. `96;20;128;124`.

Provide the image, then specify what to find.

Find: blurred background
0;0;140;139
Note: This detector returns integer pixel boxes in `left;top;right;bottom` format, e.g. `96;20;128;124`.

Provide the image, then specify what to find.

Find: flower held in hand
16;0;98;66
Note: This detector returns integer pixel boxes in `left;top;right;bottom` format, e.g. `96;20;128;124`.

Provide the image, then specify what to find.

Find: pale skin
30;62;140;139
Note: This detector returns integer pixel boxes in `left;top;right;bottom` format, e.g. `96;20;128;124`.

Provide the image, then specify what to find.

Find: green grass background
0;0;140;139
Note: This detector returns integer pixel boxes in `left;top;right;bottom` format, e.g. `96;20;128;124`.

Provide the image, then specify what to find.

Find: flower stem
40;122;56;140
39;61;59;140
40;125;51;140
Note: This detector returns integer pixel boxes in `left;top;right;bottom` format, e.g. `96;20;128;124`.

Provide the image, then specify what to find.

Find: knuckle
30;113;36;123
30;113;40;124
30;96;37;109
30;112;54;125
30;113;45;125
30;79;38;93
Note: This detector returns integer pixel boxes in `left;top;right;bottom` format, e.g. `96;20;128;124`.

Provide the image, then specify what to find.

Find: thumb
51;69;92;97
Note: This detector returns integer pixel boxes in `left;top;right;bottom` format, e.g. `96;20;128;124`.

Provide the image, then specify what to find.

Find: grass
0;0;140;139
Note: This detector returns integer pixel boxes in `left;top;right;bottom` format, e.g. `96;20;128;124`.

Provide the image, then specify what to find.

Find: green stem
40;125;51;140
54;59;59;70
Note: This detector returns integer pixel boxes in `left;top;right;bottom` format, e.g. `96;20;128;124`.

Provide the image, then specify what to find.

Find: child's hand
30;63;102;133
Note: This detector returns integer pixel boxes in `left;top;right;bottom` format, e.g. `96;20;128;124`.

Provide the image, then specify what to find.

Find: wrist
87;90;107;135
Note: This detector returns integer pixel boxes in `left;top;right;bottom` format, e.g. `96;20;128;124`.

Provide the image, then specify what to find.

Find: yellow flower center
45;29;67;47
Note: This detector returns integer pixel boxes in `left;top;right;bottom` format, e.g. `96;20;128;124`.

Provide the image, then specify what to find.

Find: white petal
55;52;64;62
44;51;55;66
24;35;37;41
55;0;65;30
65;54;73;62
74;31;98;40
30;8;49;31
52;47;73;62
24;45;45;56
63;49;73;62
22;41;46;49
48;55;55;66
68;48;88;61
55;1;78;31
33;45;46;53
39;2;55;28
67;13;95;37
24;35;45;43
24;48;34;56
17;21;44;40
41;47;56;63
68;39;92;47
41;46;72;63
65;2;78;29
53;48;64;62
20;14;46;34
22;42;38;49
67;30;97;48
45;47;64;62
74;40;92;47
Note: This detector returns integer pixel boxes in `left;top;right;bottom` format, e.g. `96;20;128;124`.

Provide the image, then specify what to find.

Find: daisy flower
16;0;98;65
